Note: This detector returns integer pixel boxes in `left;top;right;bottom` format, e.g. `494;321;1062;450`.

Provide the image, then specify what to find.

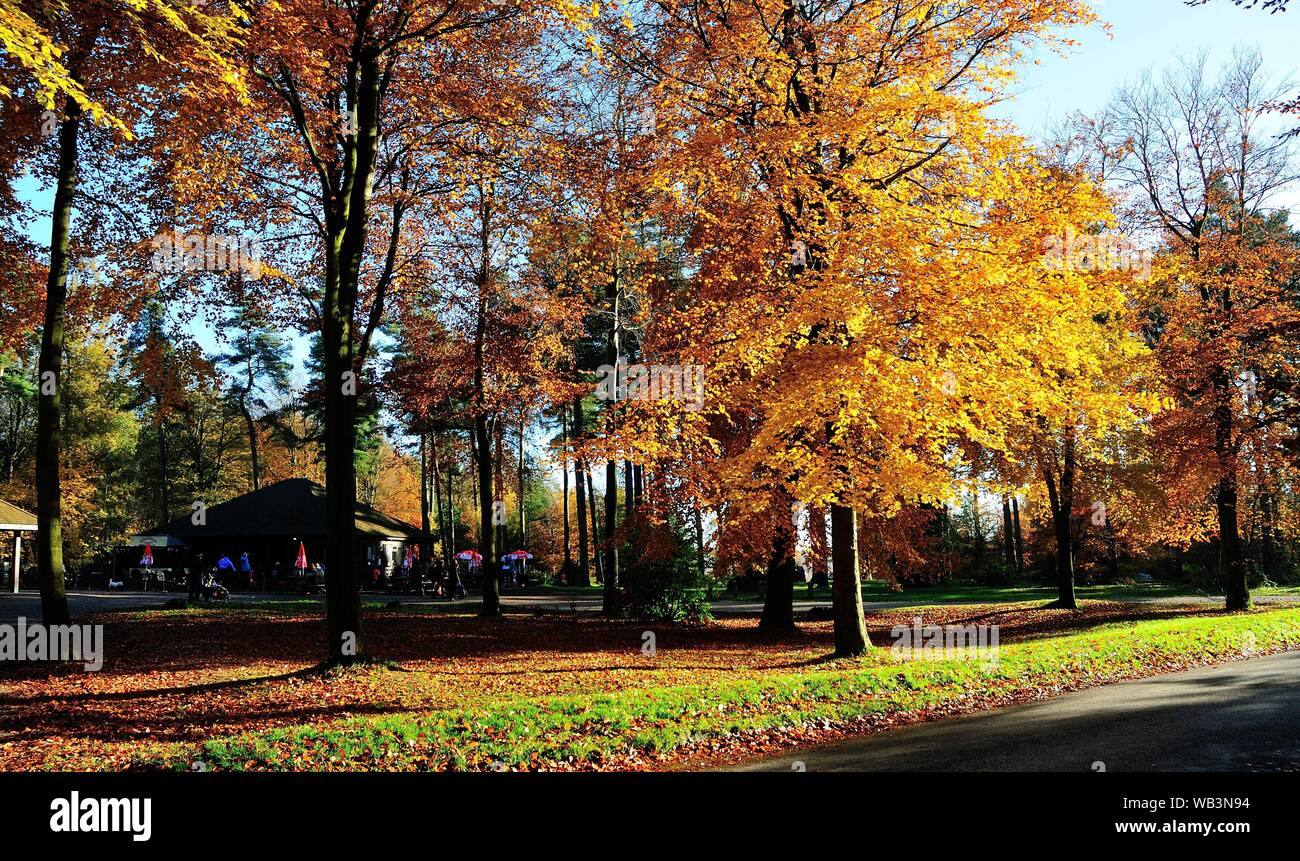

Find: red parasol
295;542;307;570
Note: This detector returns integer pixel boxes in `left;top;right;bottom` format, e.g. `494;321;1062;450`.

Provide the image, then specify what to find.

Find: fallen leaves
0;601;1293;772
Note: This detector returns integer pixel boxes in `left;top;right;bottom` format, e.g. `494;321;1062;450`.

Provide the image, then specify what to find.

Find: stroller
446;570;466;600
202;571;230;601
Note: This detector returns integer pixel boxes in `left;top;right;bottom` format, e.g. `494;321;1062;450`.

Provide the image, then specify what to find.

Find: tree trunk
431;437;445;559
1001;494;1015;579
1214;368;1249;609
240;397;261;491
157;416;170;525
494;425;506;568
759;521;797;631
621;459;636;573
1043;434;1078;609
694;504;706;582
830;505;868;655
601;277;620;613
318;46;389;665
34;96;81;626
1011;496;1025;573
572;399;589;585
419;433;431;555
446;439;457;569
476;413;500;616
602;457;619;615
561;410;572;577
1050;497;1075;607
624;459;633;520
517;417;526;550
1107;523;1119;581
586;464;602;584
1218;471;1248;609
321;293;364;661
572;449;590;589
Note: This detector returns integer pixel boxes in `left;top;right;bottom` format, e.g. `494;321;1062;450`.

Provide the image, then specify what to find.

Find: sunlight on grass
143;608;1300;773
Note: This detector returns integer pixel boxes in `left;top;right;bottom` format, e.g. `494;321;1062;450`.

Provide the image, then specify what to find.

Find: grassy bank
141;607;1300;772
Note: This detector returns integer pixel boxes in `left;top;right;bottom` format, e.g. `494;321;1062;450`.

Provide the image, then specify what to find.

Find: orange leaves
594;0;1127;534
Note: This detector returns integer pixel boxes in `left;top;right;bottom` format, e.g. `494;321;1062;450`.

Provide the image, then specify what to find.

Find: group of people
173;548;467;599
370;555;465;599
184;554;234;602
186;551;308;598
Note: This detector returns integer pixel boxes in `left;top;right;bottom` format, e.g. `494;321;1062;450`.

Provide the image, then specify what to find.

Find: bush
620;553;712;623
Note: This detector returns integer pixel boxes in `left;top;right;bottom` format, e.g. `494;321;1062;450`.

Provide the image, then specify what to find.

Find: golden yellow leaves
598;0;1134;524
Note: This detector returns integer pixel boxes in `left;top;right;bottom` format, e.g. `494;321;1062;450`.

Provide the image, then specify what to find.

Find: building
129;478;422;585
0;498;36;593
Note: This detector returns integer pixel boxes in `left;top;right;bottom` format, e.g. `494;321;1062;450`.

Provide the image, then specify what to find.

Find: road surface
0;588;921;623
738;649;1300;771
2;588;1295;625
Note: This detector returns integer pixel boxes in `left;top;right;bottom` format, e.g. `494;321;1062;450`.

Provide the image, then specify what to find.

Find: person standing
447;563;464;600
412;558;424;596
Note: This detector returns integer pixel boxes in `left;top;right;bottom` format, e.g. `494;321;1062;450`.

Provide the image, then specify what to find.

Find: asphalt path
737;650;1300;772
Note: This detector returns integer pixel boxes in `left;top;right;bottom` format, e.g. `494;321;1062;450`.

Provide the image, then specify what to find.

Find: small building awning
126;534;187;547
0;499;36;532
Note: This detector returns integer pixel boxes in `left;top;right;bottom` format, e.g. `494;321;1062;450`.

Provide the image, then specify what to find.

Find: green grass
1252;584;1300;597
143;606;1300;772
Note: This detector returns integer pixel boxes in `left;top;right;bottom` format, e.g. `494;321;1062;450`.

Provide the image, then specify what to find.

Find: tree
602;0;1101;653
1188;0;1288;10
1103;49;1300;609
218;299;292;492
0;0;242;623
165;0;593;657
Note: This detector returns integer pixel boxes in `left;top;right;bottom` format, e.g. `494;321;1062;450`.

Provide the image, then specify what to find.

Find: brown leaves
0;600;1248;771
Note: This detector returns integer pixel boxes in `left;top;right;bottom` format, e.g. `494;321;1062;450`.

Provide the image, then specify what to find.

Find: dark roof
0;498;37;531
141;479;420;541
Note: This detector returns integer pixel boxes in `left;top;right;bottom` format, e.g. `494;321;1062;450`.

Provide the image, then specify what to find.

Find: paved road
1;588;1296;625
0;588;911;623
738;650;1300;772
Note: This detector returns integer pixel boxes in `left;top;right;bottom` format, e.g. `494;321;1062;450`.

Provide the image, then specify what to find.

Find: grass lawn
2;599;1298;771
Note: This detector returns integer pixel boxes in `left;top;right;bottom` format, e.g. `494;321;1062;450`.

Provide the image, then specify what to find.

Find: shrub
620;552;712;623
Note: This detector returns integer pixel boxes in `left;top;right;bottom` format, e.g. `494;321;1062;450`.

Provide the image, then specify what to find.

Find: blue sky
999;0;1299;137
